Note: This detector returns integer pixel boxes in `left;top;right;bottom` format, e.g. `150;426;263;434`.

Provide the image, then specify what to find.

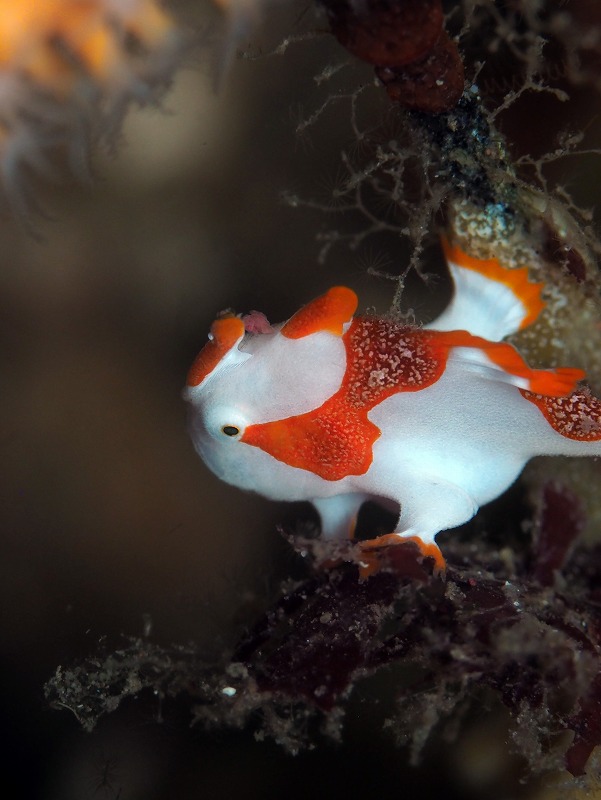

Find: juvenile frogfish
184;242;601;575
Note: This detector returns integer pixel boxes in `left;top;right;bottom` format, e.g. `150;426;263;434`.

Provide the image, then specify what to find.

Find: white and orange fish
184;242;601;574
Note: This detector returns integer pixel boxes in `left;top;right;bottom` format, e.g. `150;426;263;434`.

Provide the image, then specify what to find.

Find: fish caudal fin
429;239;544;341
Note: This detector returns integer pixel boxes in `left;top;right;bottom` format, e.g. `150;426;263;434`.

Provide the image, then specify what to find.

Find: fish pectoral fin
312;494;368;541
358;533;446;580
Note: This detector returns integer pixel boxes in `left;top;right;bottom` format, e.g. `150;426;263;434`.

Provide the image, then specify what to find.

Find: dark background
2;1;601;797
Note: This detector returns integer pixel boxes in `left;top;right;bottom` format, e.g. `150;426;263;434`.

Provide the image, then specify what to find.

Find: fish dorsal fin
428;240;545;341
281;286;358;339
186;316;245;387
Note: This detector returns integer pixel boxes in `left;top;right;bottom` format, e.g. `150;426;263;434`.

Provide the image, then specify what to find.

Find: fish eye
221;425;240;437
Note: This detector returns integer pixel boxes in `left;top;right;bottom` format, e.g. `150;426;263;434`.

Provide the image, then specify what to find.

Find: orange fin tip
358;533;446;579
403;535;447;577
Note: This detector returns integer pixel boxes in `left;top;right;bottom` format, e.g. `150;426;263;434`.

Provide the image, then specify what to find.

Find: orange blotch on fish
186;316;244;388
281;286;358;339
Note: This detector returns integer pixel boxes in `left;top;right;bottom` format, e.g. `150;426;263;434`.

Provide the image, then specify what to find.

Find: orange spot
521;386;601;441
243;318;447;479
281;286;358;339
242;403;379;480
442;238;545;329
438;329;584;396
186;316;244;387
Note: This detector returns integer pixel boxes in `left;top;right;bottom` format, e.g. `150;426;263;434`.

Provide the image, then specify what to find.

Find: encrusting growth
320;0;464;113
